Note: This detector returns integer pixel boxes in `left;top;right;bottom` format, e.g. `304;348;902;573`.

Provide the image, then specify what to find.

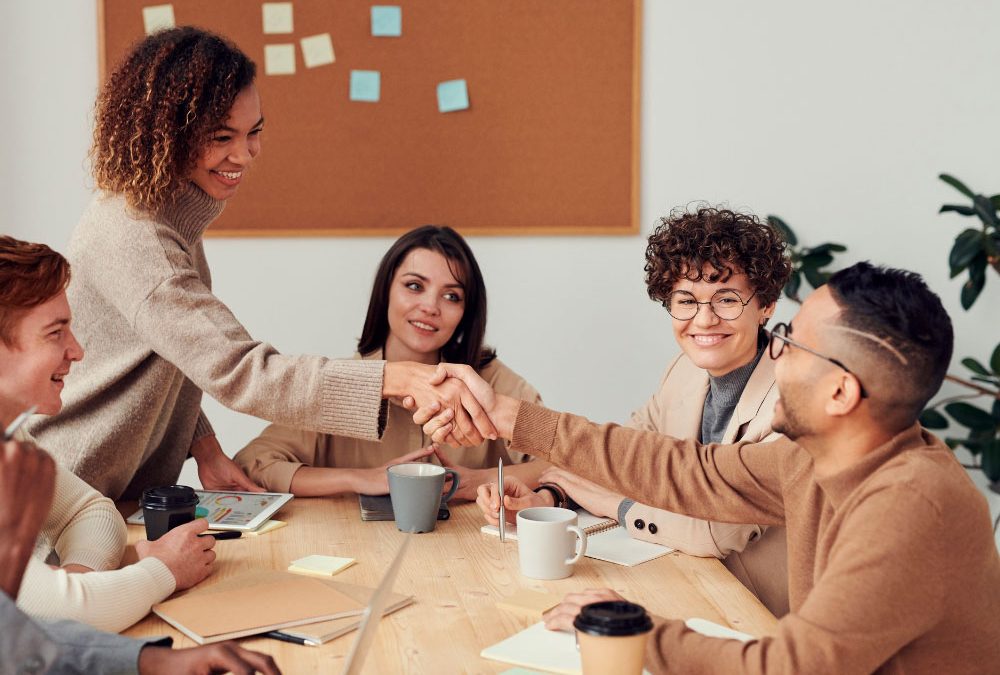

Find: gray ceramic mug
387;462;460;533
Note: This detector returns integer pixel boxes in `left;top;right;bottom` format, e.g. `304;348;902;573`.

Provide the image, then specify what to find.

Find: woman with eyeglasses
477;206;794;617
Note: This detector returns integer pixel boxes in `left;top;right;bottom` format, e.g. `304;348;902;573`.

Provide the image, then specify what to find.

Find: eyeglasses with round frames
663;289;758;322
767;322;868;398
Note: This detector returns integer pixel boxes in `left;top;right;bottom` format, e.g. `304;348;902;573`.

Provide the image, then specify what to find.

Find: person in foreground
1;436;279;674
27;27;495;502
0;236;219;632
235;226;545;500
476;207;792;615
419;262;1000;674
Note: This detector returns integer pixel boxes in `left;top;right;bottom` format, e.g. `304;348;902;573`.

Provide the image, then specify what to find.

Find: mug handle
441;468;461;503
564;525;587;566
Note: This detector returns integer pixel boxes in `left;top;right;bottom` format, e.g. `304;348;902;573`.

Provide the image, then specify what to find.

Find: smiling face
383;248;466;364
188;84;263;201
670;264;774;377
0;291;84;421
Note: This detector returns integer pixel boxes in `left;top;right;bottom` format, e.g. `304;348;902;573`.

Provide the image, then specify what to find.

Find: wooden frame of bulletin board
98;1;641;237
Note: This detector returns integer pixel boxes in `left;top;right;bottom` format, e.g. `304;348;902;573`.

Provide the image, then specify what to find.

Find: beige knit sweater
27;185;386;500
13;429;175;632
510;403;1000;674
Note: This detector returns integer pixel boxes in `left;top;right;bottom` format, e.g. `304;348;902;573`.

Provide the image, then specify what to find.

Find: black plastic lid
573;601;653;637
141;485;199;509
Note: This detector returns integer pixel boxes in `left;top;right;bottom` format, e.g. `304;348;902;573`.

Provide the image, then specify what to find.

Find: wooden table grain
122;496;778;674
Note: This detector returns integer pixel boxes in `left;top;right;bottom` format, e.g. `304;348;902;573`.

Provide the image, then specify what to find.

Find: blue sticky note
437;79;469;113
350;70;381;102
371;6;402;37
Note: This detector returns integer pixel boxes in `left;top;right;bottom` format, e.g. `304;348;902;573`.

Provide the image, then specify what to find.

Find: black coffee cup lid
142;485;199;508
573;601;653;637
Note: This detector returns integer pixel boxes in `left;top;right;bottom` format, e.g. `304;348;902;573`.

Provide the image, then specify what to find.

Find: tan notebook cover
152;572;364;644
280;580;413;644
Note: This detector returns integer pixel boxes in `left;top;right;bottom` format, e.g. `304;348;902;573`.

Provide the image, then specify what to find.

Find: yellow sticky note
262;2;294;34
496;589;562;619
264;44;296;76
289;555;356;577
142;4;175;35
245;520;287;536
300;34;335;68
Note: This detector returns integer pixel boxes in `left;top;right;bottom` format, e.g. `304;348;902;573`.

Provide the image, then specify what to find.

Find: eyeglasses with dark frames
663;289;758;322
766;322;868;398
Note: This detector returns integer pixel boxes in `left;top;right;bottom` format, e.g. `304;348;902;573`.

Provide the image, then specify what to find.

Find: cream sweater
13;429;175;633
27;185;386;500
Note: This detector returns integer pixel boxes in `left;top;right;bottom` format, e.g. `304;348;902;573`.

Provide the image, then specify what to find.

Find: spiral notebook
481;510;672;567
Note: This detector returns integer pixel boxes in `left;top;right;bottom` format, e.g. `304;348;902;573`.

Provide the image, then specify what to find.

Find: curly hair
91;27;256;213
0;236;71;346
644;206;791;308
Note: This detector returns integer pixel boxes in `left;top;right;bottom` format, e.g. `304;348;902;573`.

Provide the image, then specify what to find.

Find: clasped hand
403;363;500;446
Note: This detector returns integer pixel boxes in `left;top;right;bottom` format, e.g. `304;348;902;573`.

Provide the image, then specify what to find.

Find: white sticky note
142;4;175;35
289;554;356;577
264;44;296;76
262;2;294;34
300;33;335;68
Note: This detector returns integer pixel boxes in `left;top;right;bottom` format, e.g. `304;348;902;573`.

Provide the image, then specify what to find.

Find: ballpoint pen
498;457;505;543
198;531;242;540
3;406;37;441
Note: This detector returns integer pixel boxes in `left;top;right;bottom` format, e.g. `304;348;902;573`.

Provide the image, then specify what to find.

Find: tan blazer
623;353;789;617
235;352;541;492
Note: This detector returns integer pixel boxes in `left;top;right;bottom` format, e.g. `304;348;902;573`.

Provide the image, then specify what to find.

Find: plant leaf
944;402;996;430
973;195;999;228
993;399;1000;423
939;173;974;198
919;409;949;429
982;439;1000;483
991;342;1000;375
991;194;1000;210
767;216;797;246
944;438;962;450
803;266;828;289
949;229;983;277
962;358;991;376
939;204;976;216
784;272;802;301
960;254;987;310
806;243;847;254
800;251;834;268
971;376;1000;386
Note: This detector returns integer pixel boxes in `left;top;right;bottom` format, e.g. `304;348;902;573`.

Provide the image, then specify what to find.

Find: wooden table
123;496;778;674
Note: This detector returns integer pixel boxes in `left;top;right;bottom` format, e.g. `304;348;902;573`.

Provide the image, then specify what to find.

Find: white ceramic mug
516;507;587;580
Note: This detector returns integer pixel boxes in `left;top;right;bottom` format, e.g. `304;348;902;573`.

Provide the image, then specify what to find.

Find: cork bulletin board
98;1;641;236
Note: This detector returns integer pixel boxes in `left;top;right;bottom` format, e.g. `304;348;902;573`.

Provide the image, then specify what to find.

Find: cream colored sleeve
16;556;176;633
40;466;126;572
234;424;327;492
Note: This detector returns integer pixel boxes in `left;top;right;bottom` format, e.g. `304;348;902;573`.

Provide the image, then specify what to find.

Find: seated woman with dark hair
478;206;794;617
234;225;547;499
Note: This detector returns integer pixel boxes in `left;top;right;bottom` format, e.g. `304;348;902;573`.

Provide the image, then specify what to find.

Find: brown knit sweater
510;402;1000;674
27;185;386;500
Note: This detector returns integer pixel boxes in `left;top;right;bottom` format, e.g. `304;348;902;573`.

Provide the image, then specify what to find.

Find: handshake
387;362;521;447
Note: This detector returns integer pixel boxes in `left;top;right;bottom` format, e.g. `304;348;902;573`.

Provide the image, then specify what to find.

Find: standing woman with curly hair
27;27;494;501
476;206;795;617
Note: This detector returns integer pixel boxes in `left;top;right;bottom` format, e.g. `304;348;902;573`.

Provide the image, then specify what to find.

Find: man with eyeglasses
418;261;1000;674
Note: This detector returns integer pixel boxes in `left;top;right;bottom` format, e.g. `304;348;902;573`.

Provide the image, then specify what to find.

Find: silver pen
498;457;505;543
3;406;37;441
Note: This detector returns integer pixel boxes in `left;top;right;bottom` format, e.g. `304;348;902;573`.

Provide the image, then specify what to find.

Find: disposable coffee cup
141;485;199;541
574;601;653;675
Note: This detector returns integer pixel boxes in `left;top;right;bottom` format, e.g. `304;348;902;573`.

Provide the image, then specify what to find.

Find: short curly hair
645;206;791;308
91;27;256;213
0;236;71;346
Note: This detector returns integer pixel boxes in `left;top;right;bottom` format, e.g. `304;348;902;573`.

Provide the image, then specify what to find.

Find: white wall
2;2;998;510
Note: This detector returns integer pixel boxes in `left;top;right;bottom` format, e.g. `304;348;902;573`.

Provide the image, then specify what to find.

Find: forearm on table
504;459;550;487
288;466;368;496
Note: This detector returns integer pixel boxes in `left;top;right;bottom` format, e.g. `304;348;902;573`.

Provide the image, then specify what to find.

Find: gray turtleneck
700;343;766;445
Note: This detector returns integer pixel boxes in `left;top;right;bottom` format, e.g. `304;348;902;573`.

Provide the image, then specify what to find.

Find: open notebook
481;618;754;674
482;510;672;567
